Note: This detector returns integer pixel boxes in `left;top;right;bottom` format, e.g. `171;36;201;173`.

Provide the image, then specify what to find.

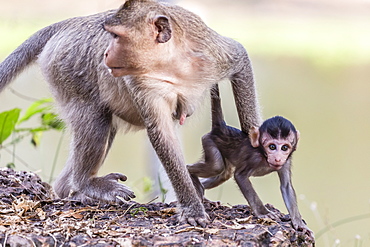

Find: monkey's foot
74;173;136;204
265;210;281;222
292;220;314;238
178;204;210;227
254;208;282;224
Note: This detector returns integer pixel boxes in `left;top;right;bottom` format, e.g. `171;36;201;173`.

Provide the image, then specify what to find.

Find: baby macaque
188;84;312;235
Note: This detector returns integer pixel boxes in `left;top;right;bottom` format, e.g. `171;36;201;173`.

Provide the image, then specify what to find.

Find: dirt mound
0;168;314;246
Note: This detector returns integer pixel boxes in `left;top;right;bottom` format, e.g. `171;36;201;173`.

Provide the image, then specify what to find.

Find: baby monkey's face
261;132;296;170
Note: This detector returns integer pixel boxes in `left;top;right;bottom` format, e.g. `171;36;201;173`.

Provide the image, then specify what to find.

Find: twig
3;233;8;247
316;213;370;239
146;196;159;204
2;146;35;170
49;130;65;184
9;87;40;102
175;226;204;234
122;202;138;216
48;233;58;247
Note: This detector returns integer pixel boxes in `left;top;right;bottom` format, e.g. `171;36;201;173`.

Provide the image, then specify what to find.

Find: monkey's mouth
269;163;283;170
107;67;127;77
107;67;123;71
109;67;124;70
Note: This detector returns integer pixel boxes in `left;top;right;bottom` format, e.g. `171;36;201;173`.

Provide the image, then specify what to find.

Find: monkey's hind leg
187;134;227;197
188;134;226;177
189;173;205;200
54;104;135;203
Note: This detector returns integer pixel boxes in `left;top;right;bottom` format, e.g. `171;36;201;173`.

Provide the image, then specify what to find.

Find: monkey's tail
211;83;226;128
0;24;60;93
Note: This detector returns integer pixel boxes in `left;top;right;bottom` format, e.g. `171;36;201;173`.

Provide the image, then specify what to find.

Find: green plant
130;207;148;217
157;175;168;203
0;98;64;168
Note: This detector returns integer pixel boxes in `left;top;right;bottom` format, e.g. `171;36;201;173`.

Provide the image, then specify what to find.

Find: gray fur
0;0;261;227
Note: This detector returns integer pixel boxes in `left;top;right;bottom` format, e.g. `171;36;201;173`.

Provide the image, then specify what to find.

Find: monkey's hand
77;173;136;203
178;204;210;228
292;219;315;238
256;209;281;223
253;205;282;222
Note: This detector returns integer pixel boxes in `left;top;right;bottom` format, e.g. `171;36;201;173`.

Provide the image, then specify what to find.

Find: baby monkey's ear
249;126;260;148
294;130;300;150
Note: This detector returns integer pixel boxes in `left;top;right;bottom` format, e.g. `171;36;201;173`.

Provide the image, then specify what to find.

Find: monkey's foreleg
234;173;281;222
234;170;271;216
54;105;135;203
125;78;209;227
146;118;208;227
278;166;314;236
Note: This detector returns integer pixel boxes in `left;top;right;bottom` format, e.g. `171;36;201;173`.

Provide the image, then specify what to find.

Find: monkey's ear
154;15;172;43
249;126;260;148
295;130;300;149
296;130;300;142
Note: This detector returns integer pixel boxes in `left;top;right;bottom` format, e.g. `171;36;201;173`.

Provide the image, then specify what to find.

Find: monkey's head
249;116;300;170
103;0;175;77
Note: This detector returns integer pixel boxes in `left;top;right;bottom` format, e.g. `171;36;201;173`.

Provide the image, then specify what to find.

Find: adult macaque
0;0;261;226
188;84;312;235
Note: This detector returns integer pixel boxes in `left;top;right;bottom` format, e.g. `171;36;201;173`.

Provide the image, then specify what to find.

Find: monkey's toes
293;222;314;238
119;188;136;201
85;175;135;203
114;183;136;202
180;208;210;228
185;215;209;228
104;173;128;181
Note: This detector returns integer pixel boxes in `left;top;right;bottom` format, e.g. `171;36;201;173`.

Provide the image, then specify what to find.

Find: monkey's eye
268;144;276;150
281;145;289;151
105;30;119;39
110;32;119;39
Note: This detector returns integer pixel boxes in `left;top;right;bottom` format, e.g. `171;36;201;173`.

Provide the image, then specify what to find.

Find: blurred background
1;0;370;245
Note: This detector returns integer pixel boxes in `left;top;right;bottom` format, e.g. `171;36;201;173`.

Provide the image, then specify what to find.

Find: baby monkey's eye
268;144;276;150
281;145;289;151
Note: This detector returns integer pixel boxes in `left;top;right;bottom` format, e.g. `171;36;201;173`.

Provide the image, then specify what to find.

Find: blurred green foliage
0;98;64;166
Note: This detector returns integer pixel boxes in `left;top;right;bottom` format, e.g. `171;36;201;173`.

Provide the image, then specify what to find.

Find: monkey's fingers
304;229;315;239
186;216;208;228
180;209;210;228
259;210;281;222
117;186;136;201
292;221;314;238
86;175;135;203
186;217;197;227
104;172;128;182
196;217;209;228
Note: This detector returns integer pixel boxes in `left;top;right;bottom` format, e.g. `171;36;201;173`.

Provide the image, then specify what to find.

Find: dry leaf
36;208;46;220
256;217;277;226
12;196;40;216
235;216;253;224
60;210;84;219
175;226;204;234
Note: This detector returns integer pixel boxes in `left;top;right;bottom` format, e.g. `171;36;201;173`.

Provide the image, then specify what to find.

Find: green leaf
6;163;15;169
0;108;21;145
29;127;50;132
31;131;43;147
41;113;65;130
18;98;53;124
142;176;154;193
